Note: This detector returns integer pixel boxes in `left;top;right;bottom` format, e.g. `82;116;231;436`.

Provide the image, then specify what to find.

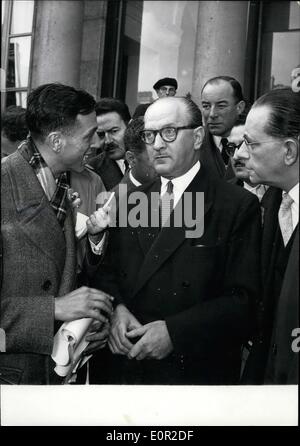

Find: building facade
1;0;300;115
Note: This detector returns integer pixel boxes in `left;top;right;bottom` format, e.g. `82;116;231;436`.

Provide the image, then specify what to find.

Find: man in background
88;98;131;190
227;124;268;203
119;117;157;191
153;77;178;98
1;105;28;159
200;76;246;180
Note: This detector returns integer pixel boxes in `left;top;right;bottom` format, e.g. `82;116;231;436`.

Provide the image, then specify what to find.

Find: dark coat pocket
0;365;23;384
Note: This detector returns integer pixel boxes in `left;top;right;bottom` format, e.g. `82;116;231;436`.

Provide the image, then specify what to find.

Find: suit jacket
88;152;124;191
90;166;261;384
200;130;235;181
242;187;299;384
0;146;77;384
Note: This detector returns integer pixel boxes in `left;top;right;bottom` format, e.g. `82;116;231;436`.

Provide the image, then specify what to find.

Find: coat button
42;280;52;291
154;254;159;260
182;281;190;288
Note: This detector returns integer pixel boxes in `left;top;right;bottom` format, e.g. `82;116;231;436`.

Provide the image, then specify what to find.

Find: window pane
289;1;300;30
10;0;34;34
6;90;27;108
271;32;300;88
2;0;8;27
122;0;199;114
259;31;300;94
6;36;31;88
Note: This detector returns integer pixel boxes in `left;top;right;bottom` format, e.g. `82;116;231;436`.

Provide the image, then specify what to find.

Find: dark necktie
220;138;230;165
124;159;130;172
160;180;174;227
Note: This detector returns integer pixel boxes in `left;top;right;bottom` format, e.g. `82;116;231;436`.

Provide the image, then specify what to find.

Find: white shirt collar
287;183;299;207
160;161;200;206
213;135;222;152
129;169;142;187
286;182;299;230
243;182;268;202
116;158;126;175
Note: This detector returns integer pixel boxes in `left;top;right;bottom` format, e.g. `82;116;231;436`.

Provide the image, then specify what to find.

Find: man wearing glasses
236;87;299;385
89;96;261;385
200;76;246;181
153;77;178;98
226;125;268;204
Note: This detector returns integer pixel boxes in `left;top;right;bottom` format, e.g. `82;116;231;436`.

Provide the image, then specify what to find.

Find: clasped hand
108;304;173;360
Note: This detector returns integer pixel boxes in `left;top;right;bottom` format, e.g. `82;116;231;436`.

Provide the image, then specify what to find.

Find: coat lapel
132;168;214;297
261;187;282;281
57;207;77;296
8;149;67;274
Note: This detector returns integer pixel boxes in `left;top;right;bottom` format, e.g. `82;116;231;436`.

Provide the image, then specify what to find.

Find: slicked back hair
181;97;203;127
95;98;131;125
124;117;145;155
26;83;96;139
201;76;244;103
253;87;300;139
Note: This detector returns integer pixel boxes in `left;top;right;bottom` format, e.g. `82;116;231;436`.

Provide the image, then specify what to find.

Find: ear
193;126;205;150
125;150;136;168
47;132;63;153
236;100;246;116
283;138;298;166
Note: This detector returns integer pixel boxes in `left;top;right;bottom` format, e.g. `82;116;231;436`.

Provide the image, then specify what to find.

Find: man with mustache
227;124;268;204
200;76;246;181
88;98;131;190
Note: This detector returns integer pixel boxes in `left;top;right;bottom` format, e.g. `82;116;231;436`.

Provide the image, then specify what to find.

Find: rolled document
75;192;115;239
51;318;93;377
75;212;89;239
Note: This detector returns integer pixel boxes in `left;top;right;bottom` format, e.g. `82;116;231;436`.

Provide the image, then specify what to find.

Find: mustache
233;160;246;167
104;142;119;151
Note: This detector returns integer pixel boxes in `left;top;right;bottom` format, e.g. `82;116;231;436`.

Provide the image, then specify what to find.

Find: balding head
143;97;204;179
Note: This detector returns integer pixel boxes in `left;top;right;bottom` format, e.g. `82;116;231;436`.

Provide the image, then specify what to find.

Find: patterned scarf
26;136;70;227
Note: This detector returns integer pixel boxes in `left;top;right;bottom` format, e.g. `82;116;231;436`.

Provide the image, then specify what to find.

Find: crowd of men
0;74;299;386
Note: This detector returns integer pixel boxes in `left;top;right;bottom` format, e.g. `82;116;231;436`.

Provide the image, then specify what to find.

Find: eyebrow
98;126;120;132
201;100;229;104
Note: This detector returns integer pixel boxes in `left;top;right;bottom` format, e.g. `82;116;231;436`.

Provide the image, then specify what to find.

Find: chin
154;162;171;174
108;150;125;161
235;171;249;180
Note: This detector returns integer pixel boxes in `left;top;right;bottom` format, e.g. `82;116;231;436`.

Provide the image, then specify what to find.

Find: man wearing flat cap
153;77;178;98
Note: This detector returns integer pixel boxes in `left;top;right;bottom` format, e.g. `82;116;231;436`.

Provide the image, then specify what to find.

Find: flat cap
153;77;178;91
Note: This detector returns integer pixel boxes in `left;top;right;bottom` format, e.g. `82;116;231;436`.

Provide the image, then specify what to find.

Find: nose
90;132;103;153
236;141;249;159
105;132;113;144
152;131;166;151
232;147;240;161
209;105;218;118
